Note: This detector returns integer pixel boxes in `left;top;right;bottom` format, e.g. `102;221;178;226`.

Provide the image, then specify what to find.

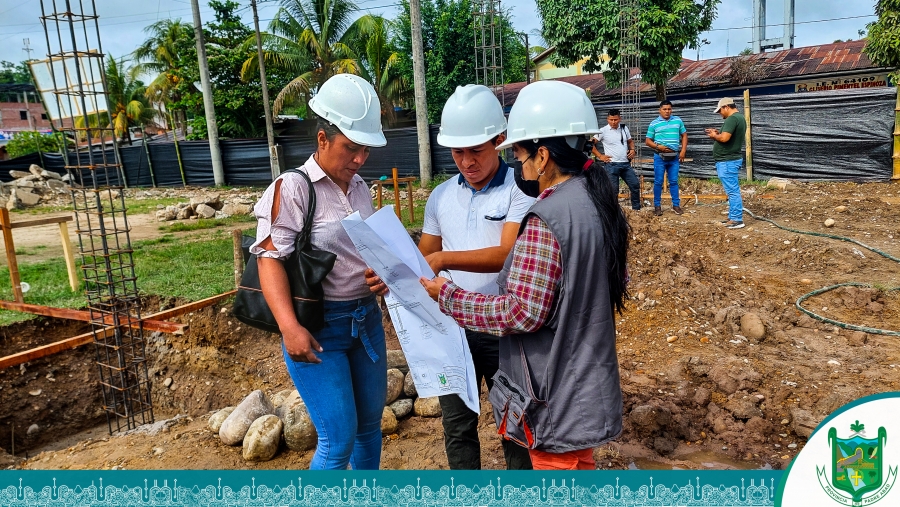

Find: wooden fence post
0;209;23;303
893;86;900;180
392;167;401;219
744;88;753;181
58;221;78;291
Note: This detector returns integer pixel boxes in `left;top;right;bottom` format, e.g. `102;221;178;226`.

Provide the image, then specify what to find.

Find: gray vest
490;176;623;452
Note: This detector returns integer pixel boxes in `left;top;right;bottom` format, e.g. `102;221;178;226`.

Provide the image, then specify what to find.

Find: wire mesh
619;0;643;171
473;0;504;105
39;0;152;434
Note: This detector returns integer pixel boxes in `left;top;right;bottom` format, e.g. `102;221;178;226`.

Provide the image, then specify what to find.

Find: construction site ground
1;180;898;472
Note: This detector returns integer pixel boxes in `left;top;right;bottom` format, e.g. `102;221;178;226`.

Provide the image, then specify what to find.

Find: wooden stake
0;300;186;333
406;180;415;223
744;88;753;181
392;167;401;219
58;221;78;292
893;86;900;180
0;208;23;303
232;229;244;288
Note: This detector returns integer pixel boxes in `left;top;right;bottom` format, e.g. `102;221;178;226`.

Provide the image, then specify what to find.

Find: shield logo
828;422;886;503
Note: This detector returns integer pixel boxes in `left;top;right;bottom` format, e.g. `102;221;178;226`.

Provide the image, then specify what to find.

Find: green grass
126;197;184;215
159;214;257;232
0;228;256;326
377;199;426;230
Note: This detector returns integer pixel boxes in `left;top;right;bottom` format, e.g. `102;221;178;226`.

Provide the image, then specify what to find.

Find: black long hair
516;136;631;314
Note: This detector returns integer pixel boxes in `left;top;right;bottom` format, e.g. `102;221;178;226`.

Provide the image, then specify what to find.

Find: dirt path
2;180;899;471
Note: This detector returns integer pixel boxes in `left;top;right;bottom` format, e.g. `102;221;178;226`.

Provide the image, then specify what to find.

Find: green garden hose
744;208;900;337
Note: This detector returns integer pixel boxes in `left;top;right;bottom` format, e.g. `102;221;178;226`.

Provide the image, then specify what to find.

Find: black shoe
673;206;683;215
725;220;745;229
654;206;663;216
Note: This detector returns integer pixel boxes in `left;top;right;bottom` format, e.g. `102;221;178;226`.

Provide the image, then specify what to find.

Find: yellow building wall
534;54;611;81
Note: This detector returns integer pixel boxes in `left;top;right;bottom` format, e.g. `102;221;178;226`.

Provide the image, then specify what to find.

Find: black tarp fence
0;87;894;185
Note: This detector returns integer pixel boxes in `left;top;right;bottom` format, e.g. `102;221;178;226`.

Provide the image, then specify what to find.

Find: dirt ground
1;180;898;471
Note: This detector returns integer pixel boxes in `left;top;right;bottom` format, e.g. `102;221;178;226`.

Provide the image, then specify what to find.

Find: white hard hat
436;85;507;148
308;73;387;147
497;80;601;150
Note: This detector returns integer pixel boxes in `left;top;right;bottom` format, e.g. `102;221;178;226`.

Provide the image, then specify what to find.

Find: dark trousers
605;161;642;210
438;330;533;470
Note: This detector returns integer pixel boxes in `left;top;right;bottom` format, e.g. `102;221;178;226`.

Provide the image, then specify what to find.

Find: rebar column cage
619;0;642;172
39;0;152;434
473;0;504;105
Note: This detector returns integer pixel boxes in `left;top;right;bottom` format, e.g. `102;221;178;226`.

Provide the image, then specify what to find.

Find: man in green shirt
706;98;747;229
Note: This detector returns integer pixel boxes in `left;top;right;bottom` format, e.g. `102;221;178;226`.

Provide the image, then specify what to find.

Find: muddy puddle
629;451;774;470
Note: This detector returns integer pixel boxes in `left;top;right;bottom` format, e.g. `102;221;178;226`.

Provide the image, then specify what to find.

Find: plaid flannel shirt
438;187;562;335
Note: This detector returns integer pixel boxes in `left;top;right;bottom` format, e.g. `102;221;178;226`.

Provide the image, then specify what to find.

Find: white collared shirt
592;124;632;163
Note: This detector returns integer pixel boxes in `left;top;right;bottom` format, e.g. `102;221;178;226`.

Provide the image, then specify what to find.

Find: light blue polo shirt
422;158;534;294
646;115;686;151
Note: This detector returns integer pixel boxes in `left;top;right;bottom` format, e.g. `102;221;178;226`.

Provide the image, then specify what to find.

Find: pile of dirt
2;180;898;471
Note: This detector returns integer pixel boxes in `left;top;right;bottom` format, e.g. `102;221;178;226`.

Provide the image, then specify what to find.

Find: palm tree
105;57;155;141
351;16;409;124
241;0;378;114
133;19;191;130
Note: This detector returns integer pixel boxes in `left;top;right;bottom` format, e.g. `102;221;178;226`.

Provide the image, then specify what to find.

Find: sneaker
725;220;745;229
672;206;684;215
654;206;663;216
631;206;641;211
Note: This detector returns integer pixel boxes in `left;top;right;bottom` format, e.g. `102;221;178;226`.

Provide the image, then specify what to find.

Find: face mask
511;159;541;198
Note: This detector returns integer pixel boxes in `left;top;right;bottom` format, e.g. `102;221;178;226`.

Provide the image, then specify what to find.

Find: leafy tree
6;131;66;159
536;0;720;100
865;0;900;82
349;16;409;124
0;61;32;84
105;57;155;141
393;0;526;122
240;0;378;115
133;19;192;130
739;47;753;56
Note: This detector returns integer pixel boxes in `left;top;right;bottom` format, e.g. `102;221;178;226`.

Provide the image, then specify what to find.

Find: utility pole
520;32;530;84
409;0;432;186
190;0;225;186
250;0;282;180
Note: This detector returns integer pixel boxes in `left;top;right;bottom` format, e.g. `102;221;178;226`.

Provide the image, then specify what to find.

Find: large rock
190;193;222;211
219;390;274;445
28;164;43;177
12;178;34;188
16;189;41;207
175;206;194;220
6;191;17;210
46;179;67;193
242;415;283;462
381;406;398;434
389;399;413;419
195;203;216;219
9;170;30;179
40;169;62;180
279;393;318;451
156;206;177;222
403;371;417;398
790;408;821;439
221;202;253;216
386;368;404;405
413;397;442;417
740;313;766;341
271;389;294;410
387;350;408;373
208;406;235;433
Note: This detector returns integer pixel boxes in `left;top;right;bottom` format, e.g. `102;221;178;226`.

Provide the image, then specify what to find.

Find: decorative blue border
1;470;780;506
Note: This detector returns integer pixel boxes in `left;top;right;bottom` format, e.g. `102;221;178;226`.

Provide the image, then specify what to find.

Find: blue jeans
653;155;680;207
605;162;642;210
282;295;387;470
716;159;744;221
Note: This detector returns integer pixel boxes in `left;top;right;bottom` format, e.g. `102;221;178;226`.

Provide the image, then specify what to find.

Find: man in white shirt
369;85;534;470
592;108;642;210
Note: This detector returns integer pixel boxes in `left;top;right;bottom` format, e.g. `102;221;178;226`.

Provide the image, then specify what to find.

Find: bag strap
280;168;317;253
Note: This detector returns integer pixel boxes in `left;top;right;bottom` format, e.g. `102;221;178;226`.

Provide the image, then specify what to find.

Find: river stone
387;350;408;373
9;170;30;179
27;424;40;436
280;394;318;451
195;203;216;219
16;189;40;207
219;390;274;445
221;202;252;216
824;218;835;228
40;169;62;180
413;397;442;417
175;206;194;220
390;398;413;419
242;415;282;462
403;371;417;398
190;193;222;211
381;406;398;434
208;406;235;433
740;313;766;341
12;178;34;187
271;389;294;410
386;368;404;405
28;164;43;177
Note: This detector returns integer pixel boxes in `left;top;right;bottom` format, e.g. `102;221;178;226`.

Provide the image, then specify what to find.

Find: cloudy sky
0;0;878;71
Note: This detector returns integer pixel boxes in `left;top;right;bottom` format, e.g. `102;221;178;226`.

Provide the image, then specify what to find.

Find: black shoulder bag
232;169;337;334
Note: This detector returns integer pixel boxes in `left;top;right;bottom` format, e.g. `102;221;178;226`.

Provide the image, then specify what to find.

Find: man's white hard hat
437;84;507;148
497;80;601;150
308;73;387;147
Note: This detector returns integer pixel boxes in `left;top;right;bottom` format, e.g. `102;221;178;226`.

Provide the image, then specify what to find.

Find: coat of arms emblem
817;421;897;506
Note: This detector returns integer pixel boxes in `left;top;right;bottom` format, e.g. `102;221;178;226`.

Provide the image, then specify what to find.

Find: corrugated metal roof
501;40;886;107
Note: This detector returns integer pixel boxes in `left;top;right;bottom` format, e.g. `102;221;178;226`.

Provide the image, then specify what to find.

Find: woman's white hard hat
497;80;601;150
308;73;387;147
437;84;507;148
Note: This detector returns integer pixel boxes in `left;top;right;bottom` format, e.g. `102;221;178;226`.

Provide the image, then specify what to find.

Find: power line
706;14;877;33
